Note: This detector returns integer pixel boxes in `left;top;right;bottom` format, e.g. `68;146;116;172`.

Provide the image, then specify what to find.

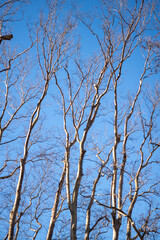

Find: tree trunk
71;212;77;240
112;226;119;240
126;219;131;240
84;208;90;240
8;159;25;240
46;167;66;240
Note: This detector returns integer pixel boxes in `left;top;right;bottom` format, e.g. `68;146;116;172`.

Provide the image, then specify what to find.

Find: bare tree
0;0;75;239
0;0;160;240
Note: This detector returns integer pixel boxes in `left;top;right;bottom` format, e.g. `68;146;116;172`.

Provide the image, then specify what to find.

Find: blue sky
1;0;160;239
11;0;158;93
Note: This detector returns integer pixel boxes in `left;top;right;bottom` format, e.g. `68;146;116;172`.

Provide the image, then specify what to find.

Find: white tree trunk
112;226;119;240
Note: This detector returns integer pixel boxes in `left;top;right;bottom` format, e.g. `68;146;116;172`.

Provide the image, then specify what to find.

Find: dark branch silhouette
0;34;13;44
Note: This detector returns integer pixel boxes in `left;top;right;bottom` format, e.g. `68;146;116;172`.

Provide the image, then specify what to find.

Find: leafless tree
0;0;75;239
0;0;160;240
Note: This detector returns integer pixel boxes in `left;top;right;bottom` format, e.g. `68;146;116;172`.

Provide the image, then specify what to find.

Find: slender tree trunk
111;80;121;240
112;226;119;240
84;208;91;240
70;146;86;240
8;77;50;239
126;219;131;240
46;166;66;240
8;159;25;240
71;210;77;240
